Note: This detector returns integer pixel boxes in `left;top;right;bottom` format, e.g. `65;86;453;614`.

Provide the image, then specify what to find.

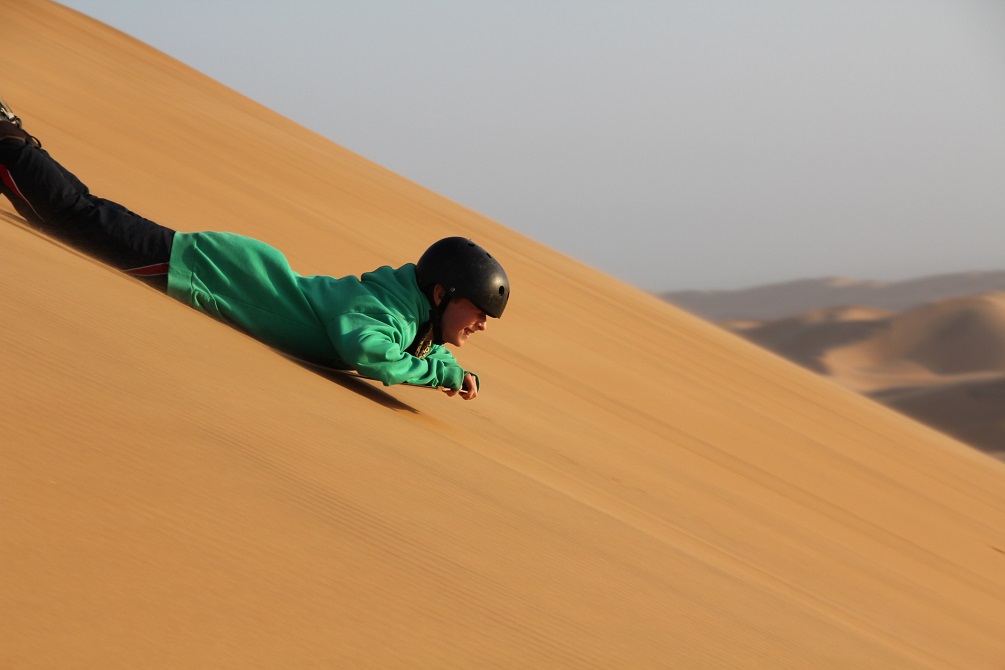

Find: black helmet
416;237;510;318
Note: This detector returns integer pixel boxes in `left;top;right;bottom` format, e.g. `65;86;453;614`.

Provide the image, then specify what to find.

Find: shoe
0;93;21;126
0;94;41;147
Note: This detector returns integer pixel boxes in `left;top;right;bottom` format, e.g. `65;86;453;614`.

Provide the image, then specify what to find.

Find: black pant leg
0;136;175;290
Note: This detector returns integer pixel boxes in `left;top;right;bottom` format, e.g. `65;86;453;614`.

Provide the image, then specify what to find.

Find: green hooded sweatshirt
166;231;469;389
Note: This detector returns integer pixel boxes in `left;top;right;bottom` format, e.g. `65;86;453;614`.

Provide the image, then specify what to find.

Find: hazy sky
55;0;1005;290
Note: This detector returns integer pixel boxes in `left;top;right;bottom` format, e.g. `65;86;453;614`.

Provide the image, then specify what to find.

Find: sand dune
3;2;1005;667
724;306;894;374
730;295;1005;459
875;376;1005;454
665;272;1005;321
829;293;1005;378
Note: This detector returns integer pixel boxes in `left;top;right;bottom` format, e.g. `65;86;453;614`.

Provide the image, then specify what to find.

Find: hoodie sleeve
327;311;466;389
424;345;479;391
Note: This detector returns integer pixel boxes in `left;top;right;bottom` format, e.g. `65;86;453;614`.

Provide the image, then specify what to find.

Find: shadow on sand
289;359;422;414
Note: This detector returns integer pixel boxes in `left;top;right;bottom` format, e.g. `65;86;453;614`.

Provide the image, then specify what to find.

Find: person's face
434;286;488;347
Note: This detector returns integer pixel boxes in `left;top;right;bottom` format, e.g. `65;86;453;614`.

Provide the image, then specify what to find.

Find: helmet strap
423;284;452;345
432;293;451;344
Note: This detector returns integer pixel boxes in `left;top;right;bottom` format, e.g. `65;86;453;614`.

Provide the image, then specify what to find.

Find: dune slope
3;2;1005;667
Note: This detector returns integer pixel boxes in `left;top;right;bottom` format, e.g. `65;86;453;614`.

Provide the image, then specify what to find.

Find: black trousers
0;127;176;291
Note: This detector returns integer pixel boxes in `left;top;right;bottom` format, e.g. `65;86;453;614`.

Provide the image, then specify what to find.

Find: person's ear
432;284;446;307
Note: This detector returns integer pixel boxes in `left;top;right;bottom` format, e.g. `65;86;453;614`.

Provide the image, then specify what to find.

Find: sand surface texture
3;3;1005;667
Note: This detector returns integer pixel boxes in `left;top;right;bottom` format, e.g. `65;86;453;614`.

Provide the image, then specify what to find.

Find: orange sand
2;2;1005;667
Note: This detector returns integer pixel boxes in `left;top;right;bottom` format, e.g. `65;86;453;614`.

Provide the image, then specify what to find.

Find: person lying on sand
0;99;509;399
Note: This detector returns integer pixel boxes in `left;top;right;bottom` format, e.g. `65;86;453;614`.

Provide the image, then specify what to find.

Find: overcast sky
56;0;1005;291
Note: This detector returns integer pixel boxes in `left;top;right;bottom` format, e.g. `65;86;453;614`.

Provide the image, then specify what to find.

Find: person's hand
444;373;478;400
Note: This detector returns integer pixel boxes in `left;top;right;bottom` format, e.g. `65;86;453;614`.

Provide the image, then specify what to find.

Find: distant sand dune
725;306;893;374
665;272;1005;321
724;293;1005;458
833;294;1005;377
875;376;1005;449
4;2;1005;667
